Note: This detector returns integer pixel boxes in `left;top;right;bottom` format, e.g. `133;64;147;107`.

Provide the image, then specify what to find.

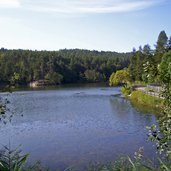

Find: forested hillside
0;48;130;85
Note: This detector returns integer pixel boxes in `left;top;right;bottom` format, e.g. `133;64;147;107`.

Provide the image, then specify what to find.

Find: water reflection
109;96;157;124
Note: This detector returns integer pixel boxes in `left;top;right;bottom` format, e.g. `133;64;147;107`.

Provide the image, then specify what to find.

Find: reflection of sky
0;87;157;170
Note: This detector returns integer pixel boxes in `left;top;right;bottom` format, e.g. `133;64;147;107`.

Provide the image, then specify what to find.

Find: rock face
29;80;51;87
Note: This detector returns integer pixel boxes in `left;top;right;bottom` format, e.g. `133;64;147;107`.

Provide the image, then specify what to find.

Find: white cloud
0;0;20;8
0;0;166;13
26;0;166;14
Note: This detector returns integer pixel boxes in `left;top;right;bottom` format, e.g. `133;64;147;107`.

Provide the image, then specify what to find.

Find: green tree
148;50;171;161
159;50;171;85
156;31;168;52
10;72;21;85
155;30;168;64
109;69;130;86
129;48;137;81
45;72;63;84
143;44;152;55
84;70;105;82
0;48;131;85
129;48;146;82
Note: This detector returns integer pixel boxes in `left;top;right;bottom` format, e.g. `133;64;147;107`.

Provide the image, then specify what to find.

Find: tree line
109;30;171;86
0;48;131;86
129;30;171;83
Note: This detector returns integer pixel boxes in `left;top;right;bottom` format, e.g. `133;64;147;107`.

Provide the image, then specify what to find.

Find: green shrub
121;84;133;95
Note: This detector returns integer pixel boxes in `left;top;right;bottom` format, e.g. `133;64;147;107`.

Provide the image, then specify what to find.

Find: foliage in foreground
0;145;50;171
0;145;29;171
87;149;171;171
1;147;170;171
87;160;170;171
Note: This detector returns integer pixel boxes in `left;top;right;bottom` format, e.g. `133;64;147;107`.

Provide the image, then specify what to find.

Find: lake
0;85;157;170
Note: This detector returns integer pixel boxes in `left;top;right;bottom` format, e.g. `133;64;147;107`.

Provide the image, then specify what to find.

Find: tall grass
0;145;29;171
0;145;50;171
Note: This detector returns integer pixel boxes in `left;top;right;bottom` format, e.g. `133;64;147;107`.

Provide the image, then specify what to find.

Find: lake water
0;85;157;170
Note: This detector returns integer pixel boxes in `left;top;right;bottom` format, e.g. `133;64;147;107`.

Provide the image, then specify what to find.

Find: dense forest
109;30;171;86
129;30;171;83
0;48;130;86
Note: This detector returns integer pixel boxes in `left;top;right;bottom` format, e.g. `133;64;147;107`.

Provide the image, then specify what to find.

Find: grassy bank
130;91;163;110
121;85;163;114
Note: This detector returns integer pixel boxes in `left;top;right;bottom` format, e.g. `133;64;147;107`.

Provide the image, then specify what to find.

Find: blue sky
0;0;171;52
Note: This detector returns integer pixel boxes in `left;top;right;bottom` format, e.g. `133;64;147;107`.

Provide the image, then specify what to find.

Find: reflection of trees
130;99;160;115
109;96;156;126
109;96;131;118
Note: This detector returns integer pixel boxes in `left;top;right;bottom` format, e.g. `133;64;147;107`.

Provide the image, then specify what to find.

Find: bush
121;84;133;95
109;69;130;86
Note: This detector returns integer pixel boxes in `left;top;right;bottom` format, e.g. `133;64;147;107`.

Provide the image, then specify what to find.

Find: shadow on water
1;82;108;93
